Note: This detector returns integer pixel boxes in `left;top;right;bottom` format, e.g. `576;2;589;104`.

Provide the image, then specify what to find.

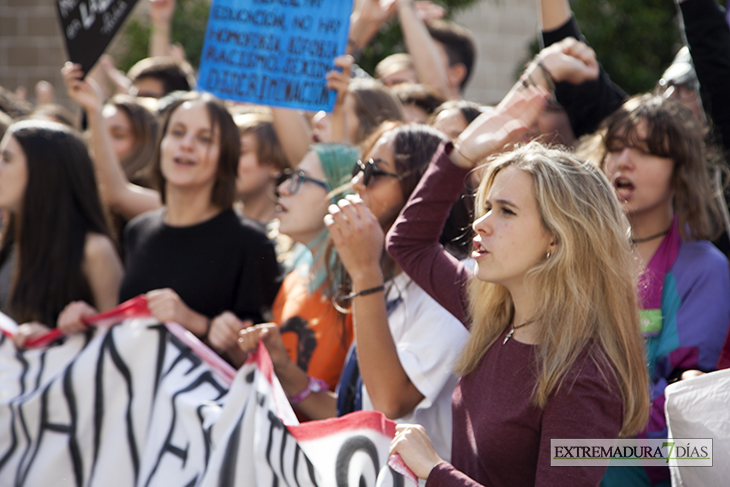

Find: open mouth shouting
613;176;635;201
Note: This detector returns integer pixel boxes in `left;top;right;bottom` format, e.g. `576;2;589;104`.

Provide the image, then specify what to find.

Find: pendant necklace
503;319;536;345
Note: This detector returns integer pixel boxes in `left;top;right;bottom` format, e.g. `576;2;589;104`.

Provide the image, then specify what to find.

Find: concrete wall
455;0;539;106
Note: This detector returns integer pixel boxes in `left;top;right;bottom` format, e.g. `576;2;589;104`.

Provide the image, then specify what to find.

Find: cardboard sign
197;0;353;112
56;0;138;74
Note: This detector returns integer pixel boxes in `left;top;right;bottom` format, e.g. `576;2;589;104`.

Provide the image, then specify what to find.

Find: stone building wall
0;0;69;106
455;0;539;106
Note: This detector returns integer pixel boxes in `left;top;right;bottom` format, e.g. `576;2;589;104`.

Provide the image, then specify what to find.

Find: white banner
0;313;414;487
665;369;730;487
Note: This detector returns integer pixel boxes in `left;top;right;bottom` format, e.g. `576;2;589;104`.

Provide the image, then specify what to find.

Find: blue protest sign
197;0;353;112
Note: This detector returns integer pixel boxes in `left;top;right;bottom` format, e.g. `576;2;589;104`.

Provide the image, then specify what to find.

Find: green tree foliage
115;0;211;73
570;0;681;95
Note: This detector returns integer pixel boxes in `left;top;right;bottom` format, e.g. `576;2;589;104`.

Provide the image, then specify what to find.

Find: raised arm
537;0;572;32
395;0;452;99
326;56;355;144
325;196;424;419
348;0;397;57
678;0;730;153
62;63;161;219
149;0;175;58
270;108;312;168
537;0;627;137
386;88;546;325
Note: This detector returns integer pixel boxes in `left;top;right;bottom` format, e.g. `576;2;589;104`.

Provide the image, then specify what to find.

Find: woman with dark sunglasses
240;125;469;462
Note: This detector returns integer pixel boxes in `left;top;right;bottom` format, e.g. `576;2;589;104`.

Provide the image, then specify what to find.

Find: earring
546;251;551;259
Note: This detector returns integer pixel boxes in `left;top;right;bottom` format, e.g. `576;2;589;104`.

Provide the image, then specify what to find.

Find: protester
237;144;357;406
116;92;281;365
0;120;123;347
233;111;290;225
374;53;418;87
62;62;163;220
240;124;469;460
391;83;446;123
596;94;730;487
430;99;483;140
385;88;650;485
126;56;196;99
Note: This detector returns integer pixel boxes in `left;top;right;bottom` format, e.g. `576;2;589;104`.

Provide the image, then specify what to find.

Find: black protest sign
56;0;138;74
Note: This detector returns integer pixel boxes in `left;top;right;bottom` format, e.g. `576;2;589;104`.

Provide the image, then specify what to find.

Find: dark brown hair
1;120;111;326
234;112;289;172
426;20;477;91
599;94;722;240
348;78;405;144
108;94;159;186
152;92;240;210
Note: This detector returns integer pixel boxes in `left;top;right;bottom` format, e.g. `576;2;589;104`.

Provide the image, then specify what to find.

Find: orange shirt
271;271;353;391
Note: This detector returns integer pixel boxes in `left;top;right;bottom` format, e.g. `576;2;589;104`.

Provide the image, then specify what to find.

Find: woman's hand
13;322;51;349
61;62;104;113
208;312;249;352
537;37;599;86
145;288;197;326
326;55;354;143
57;300;98;334
325;195;385;283
238;323;291;371
389;424;443;479
452;85;547;169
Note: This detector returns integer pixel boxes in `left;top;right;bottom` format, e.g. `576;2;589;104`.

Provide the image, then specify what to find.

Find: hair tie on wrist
536;59;556;91
342;284;385;300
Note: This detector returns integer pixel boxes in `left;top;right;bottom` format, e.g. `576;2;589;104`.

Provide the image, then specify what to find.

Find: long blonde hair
457;142;649;437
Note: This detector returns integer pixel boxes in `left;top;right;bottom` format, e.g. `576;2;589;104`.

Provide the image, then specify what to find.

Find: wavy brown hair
460;142;649;437
598;94;722;241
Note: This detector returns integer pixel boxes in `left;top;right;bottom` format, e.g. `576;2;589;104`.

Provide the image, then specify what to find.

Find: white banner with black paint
0;317;413;486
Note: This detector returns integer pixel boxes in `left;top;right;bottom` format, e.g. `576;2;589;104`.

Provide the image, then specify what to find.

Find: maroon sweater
386;142;624;486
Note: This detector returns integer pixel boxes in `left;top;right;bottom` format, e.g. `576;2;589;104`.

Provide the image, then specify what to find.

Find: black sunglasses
274;169;331;198
352;158;400;187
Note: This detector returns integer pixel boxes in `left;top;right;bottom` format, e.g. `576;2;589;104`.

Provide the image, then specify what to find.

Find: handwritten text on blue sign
197;0;353;112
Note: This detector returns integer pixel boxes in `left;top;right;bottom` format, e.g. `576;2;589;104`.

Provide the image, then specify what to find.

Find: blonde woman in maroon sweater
386;88;649;486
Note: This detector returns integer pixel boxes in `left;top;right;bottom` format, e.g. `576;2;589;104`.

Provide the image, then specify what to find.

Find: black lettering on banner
265;410;319;486
335;436;379;487
217;402;248;485
0;348;32;479
90;328;140;484
18;361;83;487
143;343;227;487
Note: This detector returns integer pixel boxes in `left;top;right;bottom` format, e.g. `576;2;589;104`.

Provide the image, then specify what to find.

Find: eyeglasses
274;169;331;198
352;159;400;187
654;79;699;101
